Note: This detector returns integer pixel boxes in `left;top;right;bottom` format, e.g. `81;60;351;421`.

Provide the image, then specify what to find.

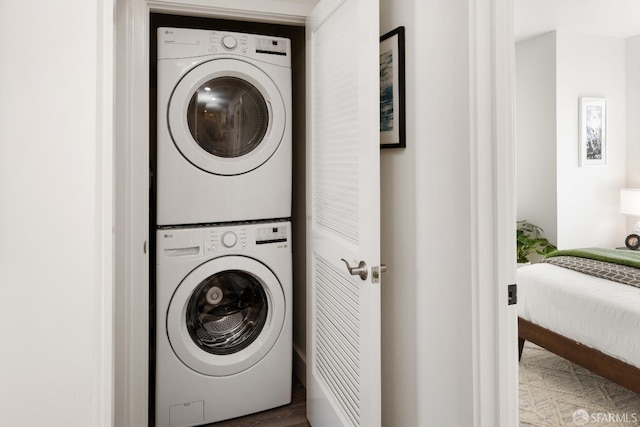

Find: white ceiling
514;0;640;42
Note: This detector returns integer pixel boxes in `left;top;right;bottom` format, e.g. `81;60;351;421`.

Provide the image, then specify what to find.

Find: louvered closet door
306;0;381;426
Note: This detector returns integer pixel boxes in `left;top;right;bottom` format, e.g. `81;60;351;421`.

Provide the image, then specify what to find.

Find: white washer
156;27;292;226
155;221;292;427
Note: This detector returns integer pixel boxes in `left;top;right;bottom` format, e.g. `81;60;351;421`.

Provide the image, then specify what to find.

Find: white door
305;0;381;426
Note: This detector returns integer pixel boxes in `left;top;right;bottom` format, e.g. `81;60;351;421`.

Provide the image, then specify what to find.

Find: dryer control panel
256;225;288;245
157;27;291;68
209;32;250;55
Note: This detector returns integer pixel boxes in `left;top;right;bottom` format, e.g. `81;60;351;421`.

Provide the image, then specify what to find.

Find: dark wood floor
206;378;310;427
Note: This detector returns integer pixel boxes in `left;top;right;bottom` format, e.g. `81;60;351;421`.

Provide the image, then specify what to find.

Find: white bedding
518;262;640;368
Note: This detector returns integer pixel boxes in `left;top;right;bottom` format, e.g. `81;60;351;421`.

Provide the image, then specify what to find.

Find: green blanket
545;247;640;269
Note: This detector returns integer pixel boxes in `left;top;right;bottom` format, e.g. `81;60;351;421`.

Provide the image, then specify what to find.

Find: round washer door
168;58;286;176
167;255;285;376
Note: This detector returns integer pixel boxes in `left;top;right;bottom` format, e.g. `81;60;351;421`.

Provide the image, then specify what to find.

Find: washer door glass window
186;269;267;355
187;77;268;158
167;255;285;376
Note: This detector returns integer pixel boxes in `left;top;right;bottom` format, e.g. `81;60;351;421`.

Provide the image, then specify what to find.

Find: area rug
520;342;640;426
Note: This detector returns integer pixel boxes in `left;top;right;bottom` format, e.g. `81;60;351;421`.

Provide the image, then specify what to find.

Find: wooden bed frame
518;317;640;394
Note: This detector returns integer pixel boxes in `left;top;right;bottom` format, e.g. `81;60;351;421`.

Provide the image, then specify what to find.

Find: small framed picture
380;26;406;149
579;97;606;166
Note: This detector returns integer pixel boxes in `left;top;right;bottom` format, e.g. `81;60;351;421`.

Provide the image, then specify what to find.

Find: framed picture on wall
380;26;406;149
579;97;607;166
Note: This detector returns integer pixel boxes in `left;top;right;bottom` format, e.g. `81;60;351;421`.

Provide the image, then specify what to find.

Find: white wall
380;0;497;424
415;1;475;425
516;31;627;249
627;36;640;188
626;36;640;232
556;31;626;248
379;1;417;426
0;1;112;426
516;32;558;244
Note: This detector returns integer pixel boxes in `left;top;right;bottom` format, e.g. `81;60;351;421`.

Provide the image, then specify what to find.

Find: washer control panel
203;222;290;254
206;228;247;253
157;221;291;264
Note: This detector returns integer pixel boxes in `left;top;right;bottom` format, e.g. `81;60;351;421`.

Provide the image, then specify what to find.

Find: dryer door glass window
186;269;268;355
187;77;269;158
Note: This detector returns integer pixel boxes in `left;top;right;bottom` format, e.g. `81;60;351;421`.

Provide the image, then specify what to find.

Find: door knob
341;258;368;280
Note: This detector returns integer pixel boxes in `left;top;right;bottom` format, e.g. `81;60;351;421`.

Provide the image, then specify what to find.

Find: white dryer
155;221;292;427
156;27;292;226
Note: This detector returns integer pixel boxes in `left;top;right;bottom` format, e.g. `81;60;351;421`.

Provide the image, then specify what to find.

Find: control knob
222;35;238;50
221;231;238;248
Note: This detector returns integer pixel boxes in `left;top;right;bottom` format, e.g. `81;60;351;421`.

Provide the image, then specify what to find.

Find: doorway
115;1;518;426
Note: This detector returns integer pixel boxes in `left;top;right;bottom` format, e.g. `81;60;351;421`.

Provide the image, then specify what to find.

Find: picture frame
380;26;406;149
625;234;640;251
579;97;607;166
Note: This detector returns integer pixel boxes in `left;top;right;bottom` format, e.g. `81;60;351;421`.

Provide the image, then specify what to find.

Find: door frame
115;2;310;426
113;0;515;426
468;0;518;425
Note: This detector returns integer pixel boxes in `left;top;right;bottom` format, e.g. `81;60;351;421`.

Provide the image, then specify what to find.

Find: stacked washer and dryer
155;27;293;427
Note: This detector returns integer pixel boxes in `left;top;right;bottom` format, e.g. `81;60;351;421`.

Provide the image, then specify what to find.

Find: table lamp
620;188;640;249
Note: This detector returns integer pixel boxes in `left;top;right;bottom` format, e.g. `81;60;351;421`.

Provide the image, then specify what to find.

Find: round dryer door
168;58;286;176
167;255;285;376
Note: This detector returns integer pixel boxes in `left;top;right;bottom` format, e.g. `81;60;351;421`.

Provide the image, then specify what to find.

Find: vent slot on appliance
255;238;287;245
314;254;361;426
255;50;287;56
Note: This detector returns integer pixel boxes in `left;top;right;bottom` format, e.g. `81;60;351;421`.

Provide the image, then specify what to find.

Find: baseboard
293;344;306;388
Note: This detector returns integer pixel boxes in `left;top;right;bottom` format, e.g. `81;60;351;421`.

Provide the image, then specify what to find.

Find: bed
517;248;640;394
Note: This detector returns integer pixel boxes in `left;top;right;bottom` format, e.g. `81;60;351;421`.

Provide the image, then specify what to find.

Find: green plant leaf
515;220;557;263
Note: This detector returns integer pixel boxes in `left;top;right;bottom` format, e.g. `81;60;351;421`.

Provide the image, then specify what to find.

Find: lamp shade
620;188;640;216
